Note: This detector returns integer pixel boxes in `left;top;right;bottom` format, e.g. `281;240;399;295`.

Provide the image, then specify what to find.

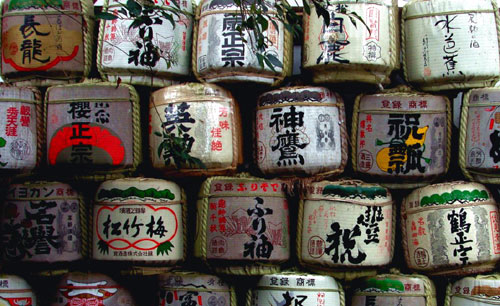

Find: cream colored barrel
352;87;451;189
445;274;500;305
401;181;500;276
93;178;185;267
149;83;243;177
193;0;292;86
45;81;141;181
460;87;500;184
247;272;344;306
351;273;437;306
52;272;136;305
402;0;500;91
302;0;399;85
194;176;290;275
158;271;236;306
0;85;42;173
298;180;394;280
255;86;347;178
1;181;86;264
0;275;37;306
0;0;94;86
97;0;193;87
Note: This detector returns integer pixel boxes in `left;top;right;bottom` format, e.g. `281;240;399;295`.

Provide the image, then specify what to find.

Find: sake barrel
194;176;290;275
52;272;136;305
401;181;500;276
247;272;344;306
255;86;347;178
150;83;243;177
0;275;37;306
298;180;394;280
0;0;94;86
158;272;236;306
402;0;500;91
0;85;42;173
194;0;292;85
45;81;141;180
459;87;500;184
445;274;500;305
1;181;86;263
351;273;437;306
97;0;193;87
93;178;185;267
302;0;399;85
352;88;450;189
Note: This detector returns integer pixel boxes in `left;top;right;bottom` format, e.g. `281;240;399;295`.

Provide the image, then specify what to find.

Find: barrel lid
304;180;392;206
46;82;133;103
198;176;286;199
404;0;495;18
6;181;77;200
467;87;500;105
158;271;231;291
358;92;447;112
0;274;33;291
95;178;182;203
257;86;340;108
256;272;340;291
404;181;495;210
150;83;233;107
0;85;40;104
450;274;500;299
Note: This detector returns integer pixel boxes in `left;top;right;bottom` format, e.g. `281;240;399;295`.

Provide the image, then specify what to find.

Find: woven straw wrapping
444;274;500;305
459;87;500;184
255;86;348;180
402;0;500;91
44;80;142;181
401;181;500;277
91;178;186;275
246;271;345;306
150;83;243;177
97;0;194;87
351;86;451;189
352;271;437;306
192;0;293;86
194;175;290;275
302;0;399;85
296;179;395;281
0;0;94;86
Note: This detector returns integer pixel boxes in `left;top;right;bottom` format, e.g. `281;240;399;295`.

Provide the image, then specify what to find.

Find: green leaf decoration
95;11;118;20
0;161;7;167
0;137;6;148
126;0;142;16
420;189;490;207
97;187;176;200
98;239;109;255
266;53;283;68
323;185;387;200
157;241;174;256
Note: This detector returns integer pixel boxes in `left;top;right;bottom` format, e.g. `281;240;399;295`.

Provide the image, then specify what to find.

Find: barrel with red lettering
351;273;436;306
93;178;185;268
0;274;37;306
97;0;193;87
45;81;141;181
302;0;399;85
193;0;292;86
352;87;451;189
1;0;94;86
52;272;136;306
1;181;86;264
298;180;394;280
0;85;42;173
255;86;347;178
248;272;343;306
194;176;290;275
150;83;243;177
459;87;500;184
158;272;236;306
402;0;500;91
401;181;500;276
445;274;500;305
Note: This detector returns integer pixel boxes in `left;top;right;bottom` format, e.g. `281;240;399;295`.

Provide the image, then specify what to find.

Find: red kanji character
210;224;217;232
219;107;228;117
220;120;230;130
209;202;217;210
218;199;226;208
224;183;233;191
219;224;226;232
238;183;246;191
211;140;222;151
271;184;279;192
409;100;417;109
260;183;268;192
56;188;64;196
214;183;223;191
211;127;222;138
251;183;258;191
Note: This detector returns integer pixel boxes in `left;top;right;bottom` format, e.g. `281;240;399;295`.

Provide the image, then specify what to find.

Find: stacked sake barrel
1;0;500;304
